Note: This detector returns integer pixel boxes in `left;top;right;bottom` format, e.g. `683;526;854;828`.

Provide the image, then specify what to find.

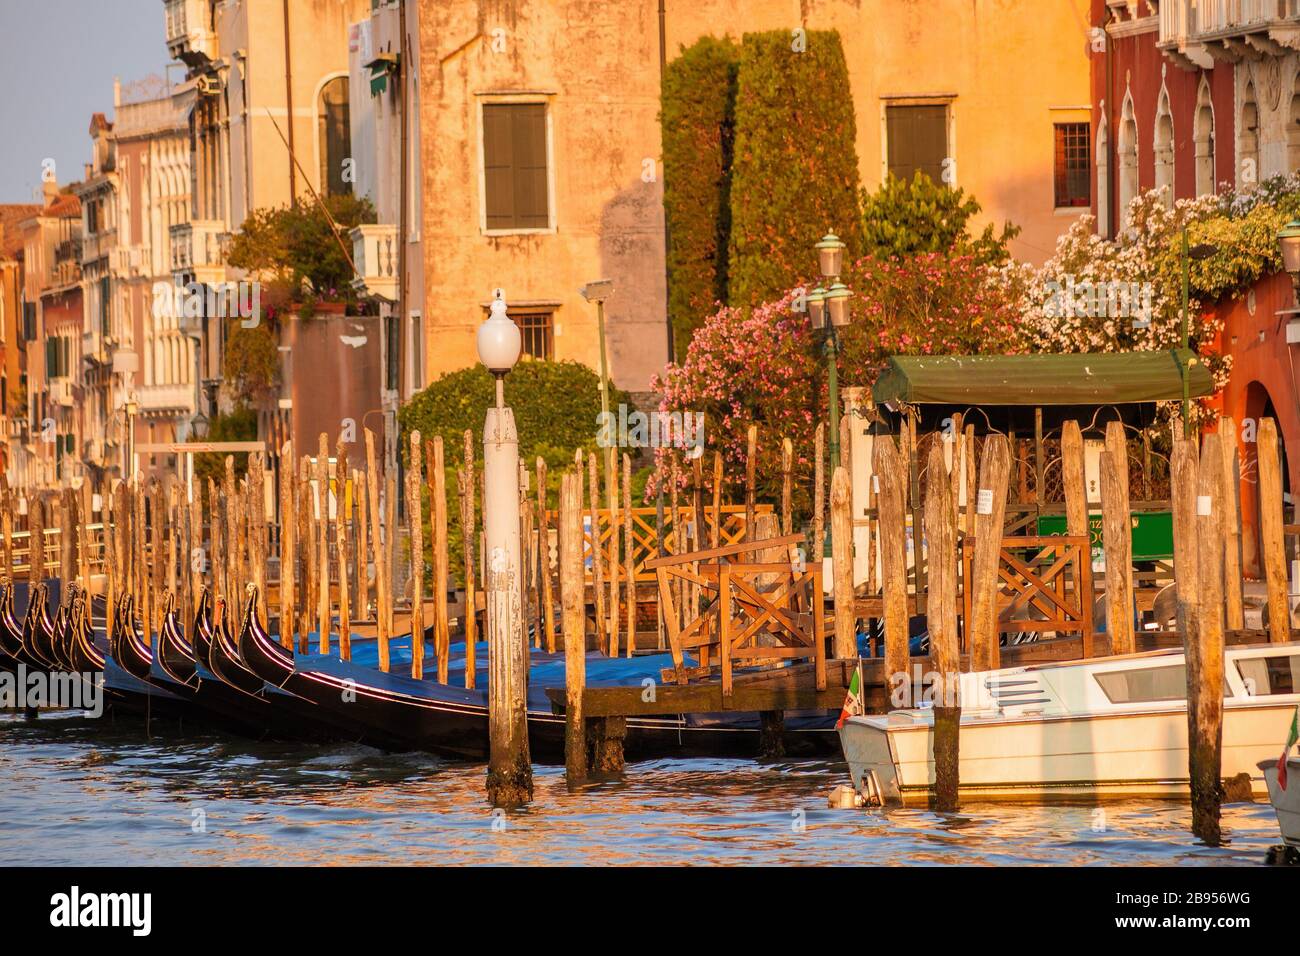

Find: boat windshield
1235;654;1300;697
1094;664;1187;704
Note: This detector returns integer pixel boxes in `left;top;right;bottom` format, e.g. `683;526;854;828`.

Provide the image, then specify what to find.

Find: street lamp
476;289;531;808
810;234;850;471
1277;220;1300;292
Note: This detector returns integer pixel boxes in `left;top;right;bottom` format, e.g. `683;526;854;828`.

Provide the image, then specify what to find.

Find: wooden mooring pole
561;471;586;784
925;442;960;811
1192;433;1226;845
483;389;532;808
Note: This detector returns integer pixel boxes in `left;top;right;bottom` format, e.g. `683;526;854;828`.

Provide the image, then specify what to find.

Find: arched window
1096;108;1111;238
1194;77;1216;196
1154;87;1174;207
1239;81;1259;188
1288;85;1300;173
318;76;352;196
1119;91;1139;226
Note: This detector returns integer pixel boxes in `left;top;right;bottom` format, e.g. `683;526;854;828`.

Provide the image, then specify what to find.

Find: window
99;276;111;337
318;77;352;197
511;309;553;360
1094;664;1187;704
1236;654;1300;697
1054;122;1091;208
482;103;549;231
886;104;948;184
409;311;423;391
45;335;71;379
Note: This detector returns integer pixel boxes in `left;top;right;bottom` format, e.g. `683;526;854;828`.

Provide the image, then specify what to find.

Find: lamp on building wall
1277;220;1300;292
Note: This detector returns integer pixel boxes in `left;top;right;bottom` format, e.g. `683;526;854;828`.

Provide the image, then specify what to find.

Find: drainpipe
1104;5;1115;239
282;0;297;203
659;0;673;363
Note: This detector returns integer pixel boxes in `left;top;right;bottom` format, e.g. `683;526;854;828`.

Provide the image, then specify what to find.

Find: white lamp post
477;289;533;807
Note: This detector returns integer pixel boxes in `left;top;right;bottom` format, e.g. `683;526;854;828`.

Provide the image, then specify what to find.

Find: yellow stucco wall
417;0;1093;393
417;0;669;393
665;0;1095;264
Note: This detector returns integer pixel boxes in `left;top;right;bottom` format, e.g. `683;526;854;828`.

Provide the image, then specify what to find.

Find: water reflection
0;711;1279;866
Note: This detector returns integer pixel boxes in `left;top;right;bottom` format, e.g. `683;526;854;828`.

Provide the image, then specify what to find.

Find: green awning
365;52;399;96
871;350;1215;407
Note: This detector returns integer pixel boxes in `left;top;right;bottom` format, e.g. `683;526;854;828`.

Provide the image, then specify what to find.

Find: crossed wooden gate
645;533;826;695
550;503;773;584
961;533;1094;656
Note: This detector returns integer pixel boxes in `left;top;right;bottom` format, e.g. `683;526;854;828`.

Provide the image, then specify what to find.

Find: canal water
0;710;1281;866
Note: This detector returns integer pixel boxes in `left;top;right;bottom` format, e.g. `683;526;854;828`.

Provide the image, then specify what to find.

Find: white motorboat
1258;757;1300;848
838;641;1300;804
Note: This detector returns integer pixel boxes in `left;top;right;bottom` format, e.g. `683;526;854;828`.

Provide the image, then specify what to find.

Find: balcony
139;382;195;415
170;220;230;286
1158;0;1300;67
164;0;217;67
48;379;75;408
350;224;399;303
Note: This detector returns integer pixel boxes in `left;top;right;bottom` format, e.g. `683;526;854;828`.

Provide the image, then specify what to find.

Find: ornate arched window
1194;77;1216;196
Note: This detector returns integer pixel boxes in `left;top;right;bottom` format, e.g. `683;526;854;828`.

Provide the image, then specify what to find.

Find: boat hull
1259;758;1300;847
840;702;1297;804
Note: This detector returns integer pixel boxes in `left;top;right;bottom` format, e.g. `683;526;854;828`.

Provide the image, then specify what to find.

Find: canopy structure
871;350;1214;408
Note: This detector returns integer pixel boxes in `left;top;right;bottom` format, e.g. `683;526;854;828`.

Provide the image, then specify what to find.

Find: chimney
43;179;59;208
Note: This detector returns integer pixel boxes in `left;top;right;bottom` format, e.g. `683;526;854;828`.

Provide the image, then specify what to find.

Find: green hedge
726;30;863;305
397;359;639;588
662;36;739;360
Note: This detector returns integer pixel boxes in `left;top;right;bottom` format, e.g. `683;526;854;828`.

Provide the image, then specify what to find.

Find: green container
1036;511;1174;562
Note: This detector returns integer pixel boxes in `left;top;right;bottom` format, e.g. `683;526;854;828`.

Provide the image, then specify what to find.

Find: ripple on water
0;714;1284;865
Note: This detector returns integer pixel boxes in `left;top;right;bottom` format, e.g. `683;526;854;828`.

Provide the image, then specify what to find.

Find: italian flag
1279;706;1300;791
836;663;863;729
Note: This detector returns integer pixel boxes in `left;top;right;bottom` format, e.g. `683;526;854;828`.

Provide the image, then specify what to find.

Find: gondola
20;584;60;671
205;587;379;744
0;584;27;669
238;585;838;760
156;591;200;687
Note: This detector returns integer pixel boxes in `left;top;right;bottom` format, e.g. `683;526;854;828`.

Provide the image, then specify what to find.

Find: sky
0;0;171;204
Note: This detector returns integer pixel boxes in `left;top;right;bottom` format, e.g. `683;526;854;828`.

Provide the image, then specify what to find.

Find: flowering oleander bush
650;252;1026;502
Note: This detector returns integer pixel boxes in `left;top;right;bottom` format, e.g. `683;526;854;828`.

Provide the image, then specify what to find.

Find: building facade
1093;0;1300;573
162;0;376;448
0;203;40;480
17;189;83;488
414;0;1094;395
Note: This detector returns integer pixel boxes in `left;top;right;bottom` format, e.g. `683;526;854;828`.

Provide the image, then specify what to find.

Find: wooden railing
554;503;773;585
646;533;826;695
961;534;1095;657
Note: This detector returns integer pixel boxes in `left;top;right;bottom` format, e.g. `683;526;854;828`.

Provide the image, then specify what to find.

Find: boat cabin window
1235;654;1300;697
1094;664;1187;704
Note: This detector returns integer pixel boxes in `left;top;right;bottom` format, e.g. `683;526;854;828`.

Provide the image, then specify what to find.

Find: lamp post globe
815;233;846;280
477;292;522;375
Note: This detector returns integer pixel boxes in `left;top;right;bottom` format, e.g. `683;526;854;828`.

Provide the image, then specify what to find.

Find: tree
221;319;281;408
661;36;739;360
860;172;1020;264
193;405;258;495
226;194;376;311
726;30;863;306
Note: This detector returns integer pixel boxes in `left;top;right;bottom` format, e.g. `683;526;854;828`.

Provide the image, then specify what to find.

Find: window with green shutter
482;103;550;231
886;104;949;185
